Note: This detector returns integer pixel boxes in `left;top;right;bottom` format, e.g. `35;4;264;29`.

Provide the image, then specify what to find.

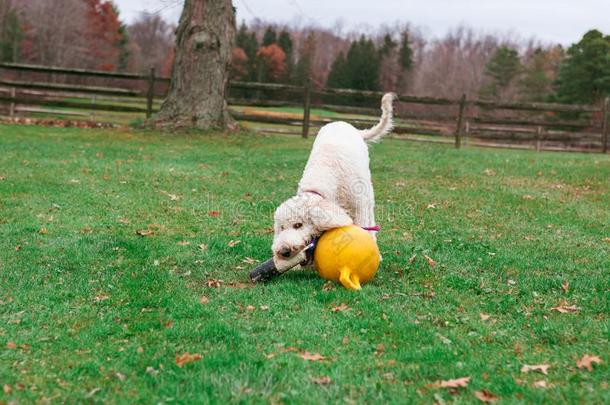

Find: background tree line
0;0;608;104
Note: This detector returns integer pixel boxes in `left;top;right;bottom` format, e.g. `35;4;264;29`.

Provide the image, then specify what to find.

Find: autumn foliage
256;44;286;81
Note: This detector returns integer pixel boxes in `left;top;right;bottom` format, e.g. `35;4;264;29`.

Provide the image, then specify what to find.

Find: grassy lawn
0;124;608;403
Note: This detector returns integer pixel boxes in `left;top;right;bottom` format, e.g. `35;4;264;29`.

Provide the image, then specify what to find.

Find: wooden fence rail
0;62;608;153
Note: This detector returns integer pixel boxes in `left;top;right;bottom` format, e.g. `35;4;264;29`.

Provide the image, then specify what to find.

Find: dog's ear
308;199;353;231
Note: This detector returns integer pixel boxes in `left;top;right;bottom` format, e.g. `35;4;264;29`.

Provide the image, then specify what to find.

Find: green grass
0;124;608;403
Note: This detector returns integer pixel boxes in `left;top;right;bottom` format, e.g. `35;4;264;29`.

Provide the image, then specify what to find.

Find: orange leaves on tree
231;47;248;80
257;44;286;80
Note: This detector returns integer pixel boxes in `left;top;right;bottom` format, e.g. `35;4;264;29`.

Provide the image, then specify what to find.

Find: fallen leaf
474;390;499;402
136;229;154;237
3;384;11;394
15;245;21;251
479;313;491;321
311;376;332;385
484;168;496;176
208;210;221;217
551;304;579;313
145;366;158;375
167;193;180;201
6;341;16;349
376;343;385;354
423;255;436;267
118;217;130;224
522;194;535;200
561;281;570;293
242;257;258;264
408;254;417;264
576;354;601;371
228;240;241;247
85;388;101;398
199;296;209;304
207;279;222;288
322;281;334;291
265;353;276;359
299;351;326;361
533;380;547;388
38;227;48;235
177;241;191;246
115;372;126;381
603;237;610;243
246;305;256;311
342;336;349;345
137;347;144;354
198;243;208;251
260;305;269;310
331;303;350;313
426;203;437;209
175;352;203;367
439;377;470;388
521;364;550;375
507;279;517;286
94;294;109;302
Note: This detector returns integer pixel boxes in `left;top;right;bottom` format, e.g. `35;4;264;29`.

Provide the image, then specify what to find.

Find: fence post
455;93;466;149
536;126;543;152
602;97;609;154
9;87;15;118
302;78;311;138
146;67;156;119
464;120;470;147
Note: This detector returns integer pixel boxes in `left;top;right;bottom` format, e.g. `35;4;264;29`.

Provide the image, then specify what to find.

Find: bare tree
127;13;175;75
155;0;236;130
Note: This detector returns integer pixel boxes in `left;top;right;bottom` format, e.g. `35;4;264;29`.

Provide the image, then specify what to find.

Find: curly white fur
272;93;396;271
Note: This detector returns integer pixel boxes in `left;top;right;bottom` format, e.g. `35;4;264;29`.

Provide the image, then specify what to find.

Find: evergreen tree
480;45;522;99
398;31;413;71
345;36;380;91
235;22;259;81
262;26;277;46
326;52;350;88
277;30;293;82
379;34;397;58
519;48;553;101
0;7;22;63
556;29;610;104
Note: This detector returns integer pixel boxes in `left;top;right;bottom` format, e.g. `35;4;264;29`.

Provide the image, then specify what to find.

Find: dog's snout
279;247;292;258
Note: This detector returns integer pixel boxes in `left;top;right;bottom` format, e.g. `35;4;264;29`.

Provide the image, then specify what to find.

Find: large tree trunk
155;0;235;130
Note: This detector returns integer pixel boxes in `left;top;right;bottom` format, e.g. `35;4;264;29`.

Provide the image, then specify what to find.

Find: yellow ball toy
314;225;380;290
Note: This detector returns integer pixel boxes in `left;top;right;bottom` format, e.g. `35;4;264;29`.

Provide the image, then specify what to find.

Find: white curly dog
272;93;396;272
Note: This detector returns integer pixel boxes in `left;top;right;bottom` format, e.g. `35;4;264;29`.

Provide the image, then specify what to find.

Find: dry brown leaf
424;255;437;267
522;194;535;200
602;237;610;242
6;341;16;349
311;376;332;385
331;303;350;313
175;352;203;367
228;240;241;247
299;351;326;361
115;372;126;382
439;376;470;388
177;241;191;246
484;168;496;176
118;217;130;224
376;343;385;354
199;296;209;305
167;193;180;201
576;354;602;371
561;281;570;293
479;313;491;321
474;390;499;402
533;380;547;388
342;336;349;345
208;211;221;217
136;347;144;354
94;294;109;302
246;305;256;311
38;227;48;235
15;245;21;251
207;279;222;288
408;254;417;264
198;243;208;251
136;229;154;237
265;353;276;359
3;384;11;394
521;364;550;375
551;304;579;313
242;257;258;265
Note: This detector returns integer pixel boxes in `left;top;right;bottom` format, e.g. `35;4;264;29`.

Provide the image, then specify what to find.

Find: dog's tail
360;92;396;143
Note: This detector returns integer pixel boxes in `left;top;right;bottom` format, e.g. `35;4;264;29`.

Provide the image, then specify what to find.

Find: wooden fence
0;62;608;153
